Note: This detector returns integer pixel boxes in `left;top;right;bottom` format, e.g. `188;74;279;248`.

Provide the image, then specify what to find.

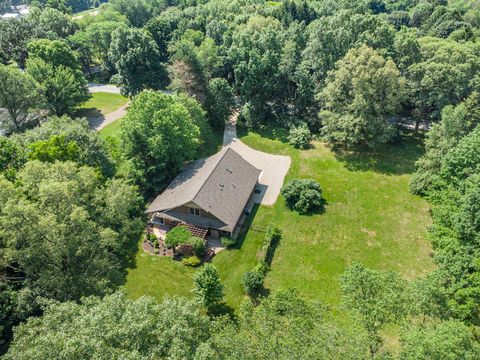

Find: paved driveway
88;83;122;94
224;123;291;206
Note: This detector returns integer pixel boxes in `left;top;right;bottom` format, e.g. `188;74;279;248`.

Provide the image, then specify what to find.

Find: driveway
88;83;122;94
223;121;291;206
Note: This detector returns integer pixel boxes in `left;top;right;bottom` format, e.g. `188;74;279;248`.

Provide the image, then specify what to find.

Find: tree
165;226;191;252
281;179;323;213
120;90;200;194
28;135;79;163
288;123;311;149
145;8;182;62
4;293;210;360
410;93;480;195
206;78;235;127
26;39;90;115
202;289;369;359
13;115;115;177
400;320;480;360
0;137;26;180
341;263;408;356
110;0;166;28
173;92;212;146
192;263;224;311
227;16;285;121
109;27;167;96
407;37;480;122
241;270;264;297
0;64;44;133
319;45;406;147
0;161;143;316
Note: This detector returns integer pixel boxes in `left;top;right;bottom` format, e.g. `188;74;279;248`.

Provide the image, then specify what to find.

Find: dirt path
223;113;291;206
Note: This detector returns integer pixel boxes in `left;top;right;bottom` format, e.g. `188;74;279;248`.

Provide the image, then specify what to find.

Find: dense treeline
1;0;480;358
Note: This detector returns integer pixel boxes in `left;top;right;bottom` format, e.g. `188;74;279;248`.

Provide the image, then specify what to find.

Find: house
146;147;261;240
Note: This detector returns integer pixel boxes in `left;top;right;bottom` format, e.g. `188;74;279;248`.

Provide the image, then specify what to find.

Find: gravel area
223;123;291;206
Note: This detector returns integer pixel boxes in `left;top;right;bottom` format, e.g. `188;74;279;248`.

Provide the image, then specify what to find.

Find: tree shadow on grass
332;130;425;175
116;225;145;287
75;107;106;129
237;125;289;143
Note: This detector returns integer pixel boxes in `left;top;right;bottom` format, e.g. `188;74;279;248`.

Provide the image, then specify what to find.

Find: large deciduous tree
109;27;167;96
319;45;406;147
120;90;200;194
192;263;224;312
3;293;210;360
0;64;44;133
26;39;90;115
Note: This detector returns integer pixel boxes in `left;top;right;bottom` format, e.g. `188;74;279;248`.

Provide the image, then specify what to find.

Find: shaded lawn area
76;92;128;120
99;116;125;140
238;128;434;306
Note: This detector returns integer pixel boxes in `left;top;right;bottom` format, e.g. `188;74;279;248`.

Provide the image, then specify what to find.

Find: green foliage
205;289;369;359
0;161;144;336
28;135;79;163
206;77;235;127
13;115;115;176
188;236;205;257
341;263;409;356
400;320;480;360
287;123;311;149
120;90;200;194
241;270;264;296
182;256;201;267
221;236;236;248
110;0;166;28
411;93;480;195
109;27;167;96
165;226;191;249
192;263;224;310
0;137;26;180
319;45;406;147
0;64;44;134
145;8;182;62
407;37;480;121
26;39;90;116
281;178;323;213
3;292;210;360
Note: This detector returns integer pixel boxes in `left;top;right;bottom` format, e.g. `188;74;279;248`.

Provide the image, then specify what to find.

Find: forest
1;0;480;358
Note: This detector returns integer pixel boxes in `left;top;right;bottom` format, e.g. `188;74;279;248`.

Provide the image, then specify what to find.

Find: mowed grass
99;116;125;140
124;240;196;300
77;92;128;120
237;128;434;306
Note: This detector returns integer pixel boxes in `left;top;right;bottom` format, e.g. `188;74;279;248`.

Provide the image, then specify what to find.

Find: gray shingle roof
146;147;261;232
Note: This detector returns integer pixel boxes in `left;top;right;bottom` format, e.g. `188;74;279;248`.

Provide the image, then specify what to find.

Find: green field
124;128;434;308
77;92;128;120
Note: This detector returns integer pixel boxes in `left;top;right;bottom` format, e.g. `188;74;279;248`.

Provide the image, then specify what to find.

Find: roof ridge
191;147;231;206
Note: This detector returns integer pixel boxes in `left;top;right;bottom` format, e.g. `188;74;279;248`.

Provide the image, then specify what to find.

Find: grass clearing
238;128;434;306
99;116;125;140
77;92;128;120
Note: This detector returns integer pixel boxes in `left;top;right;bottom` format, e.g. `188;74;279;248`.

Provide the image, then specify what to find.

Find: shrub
288;123;311;149
147;233;157;243
281;179;323;213
189;236;205;257
241;270;265;296
165;226;191;249
221;236;236;248
182;256;201;267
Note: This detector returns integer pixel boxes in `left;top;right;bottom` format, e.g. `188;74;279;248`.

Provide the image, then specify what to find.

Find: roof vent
226;168;232;173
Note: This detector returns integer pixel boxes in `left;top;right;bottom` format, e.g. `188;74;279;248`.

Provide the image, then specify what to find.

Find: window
189;207;200;216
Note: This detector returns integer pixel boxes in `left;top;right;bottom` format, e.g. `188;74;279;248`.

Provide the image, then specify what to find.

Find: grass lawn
76;92;128;120
124;240;196;301
99;117;125;140
123;126;434;309
237;128;434;306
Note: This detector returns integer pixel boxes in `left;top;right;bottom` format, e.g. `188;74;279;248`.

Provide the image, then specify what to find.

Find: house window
189;207;200;216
